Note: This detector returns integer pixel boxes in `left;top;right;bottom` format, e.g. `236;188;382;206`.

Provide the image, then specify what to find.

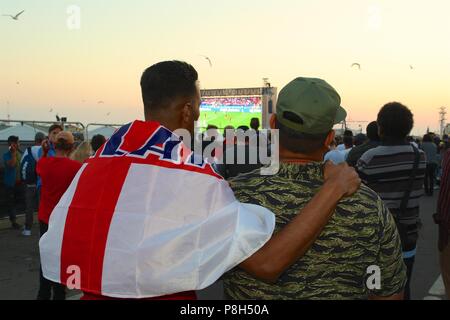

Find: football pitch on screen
199;111;262;129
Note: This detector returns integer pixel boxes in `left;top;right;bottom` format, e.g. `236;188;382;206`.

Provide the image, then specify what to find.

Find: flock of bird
4;9;415;72
4;8;414;119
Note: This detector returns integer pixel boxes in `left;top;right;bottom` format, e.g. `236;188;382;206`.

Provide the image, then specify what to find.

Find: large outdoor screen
199;96;262;129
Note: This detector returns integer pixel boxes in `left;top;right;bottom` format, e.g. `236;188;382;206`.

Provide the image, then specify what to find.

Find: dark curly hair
377;102;414;140
7;135;19;145
366;121;380;141
91;134;106;153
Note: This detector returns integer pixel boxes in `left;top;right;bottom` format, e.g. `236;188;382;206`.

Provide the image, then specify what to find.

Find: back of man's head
354;134;366;147
366;121;380;142
91;134;106;153
140;61;198;117
250;118;260;131
344;130;354;137
35;132;46;145
274;77;347;155
344;135;354;149
377;102;414;140
237;125;250;132
54;131;75;152
224;125;235;136
423;134;432;143
206;124;218;131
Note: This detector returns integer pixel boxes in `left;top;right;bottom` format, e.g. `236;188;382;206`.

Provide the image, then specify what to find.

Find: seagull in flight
3;10;25;21
200;55;213;68
351;63;361;70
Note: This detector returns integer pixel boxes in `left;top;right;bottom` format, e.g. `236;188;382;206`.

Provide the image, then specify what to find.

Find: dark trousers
403;256;415;300
424;163;438;195
5;186;19;224
37;222;66;300
24;185;38;230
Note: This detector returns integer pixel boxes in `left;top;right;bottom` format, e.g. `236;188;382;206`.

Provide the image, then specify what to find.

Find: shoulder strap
400;145;421;213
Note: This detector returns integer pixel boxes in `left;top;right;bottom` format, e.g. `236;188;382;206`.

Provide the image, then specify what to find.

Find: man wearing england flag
39;61;360;300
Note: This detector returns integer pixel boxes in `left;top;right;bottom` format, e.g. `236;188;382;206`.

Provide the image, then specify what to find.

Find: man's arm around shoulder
240;162;361;283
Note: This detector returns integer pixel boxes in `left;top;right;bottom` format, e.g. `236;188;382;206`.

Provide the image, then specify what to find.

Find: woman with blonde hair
70;141;92;163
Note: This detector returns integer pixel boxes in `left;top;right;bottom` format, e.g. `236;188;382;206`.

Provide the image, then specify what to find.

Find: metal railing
0;119;85;141
85;123;124;141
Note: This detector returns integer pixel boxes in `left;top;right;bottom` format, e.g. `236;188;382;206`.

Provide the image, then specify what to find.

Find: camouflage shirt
223;162;407;300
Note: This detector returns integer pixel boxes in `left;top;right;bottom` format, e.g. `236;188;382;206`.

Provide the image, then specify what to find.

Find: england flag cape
39;120;275;299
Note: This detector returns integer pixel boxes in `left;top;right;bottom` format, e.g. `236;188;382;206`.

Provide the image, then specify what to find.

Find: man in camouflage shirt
223;77;407;300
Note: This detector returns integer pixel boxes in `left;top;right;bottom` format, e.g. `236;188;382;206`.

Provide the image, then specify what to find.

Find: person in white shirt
325;139;346;164
326;135;354;164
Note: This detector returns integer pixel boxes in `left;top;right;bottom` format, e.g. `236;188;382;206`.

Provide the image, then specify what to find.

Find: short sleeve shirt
223;162;407;300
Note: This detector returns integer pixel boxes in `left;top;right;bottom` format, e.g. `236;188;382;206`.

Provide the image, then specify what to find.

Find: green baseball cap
276;77;347;135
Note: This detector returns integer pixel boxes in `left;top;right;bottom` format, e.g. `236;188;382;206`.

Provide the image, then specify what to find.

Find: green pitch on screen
199;111;262;129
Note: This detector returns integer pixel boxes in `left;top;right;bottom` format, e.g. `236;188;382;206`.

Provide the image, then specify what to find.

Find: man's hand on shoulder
323;161;361;198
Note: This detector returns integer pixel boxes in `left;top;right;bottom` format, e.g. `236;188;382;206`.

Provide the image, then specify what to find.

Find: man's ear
325;130;335;148
180;103;192;128
270;114;277;130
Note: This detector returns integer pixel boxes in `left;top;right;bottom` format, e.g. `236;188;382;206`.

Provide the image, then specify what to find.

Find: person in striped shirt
357;102;426;300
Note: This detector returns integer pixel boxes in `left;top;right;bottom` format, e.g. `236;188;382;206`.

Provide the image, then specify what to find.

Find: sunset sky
1;0;449;135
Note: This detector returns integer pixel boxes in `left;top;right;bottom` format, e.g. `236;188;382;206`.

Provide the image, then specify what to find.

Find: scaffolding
439;107;447;137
